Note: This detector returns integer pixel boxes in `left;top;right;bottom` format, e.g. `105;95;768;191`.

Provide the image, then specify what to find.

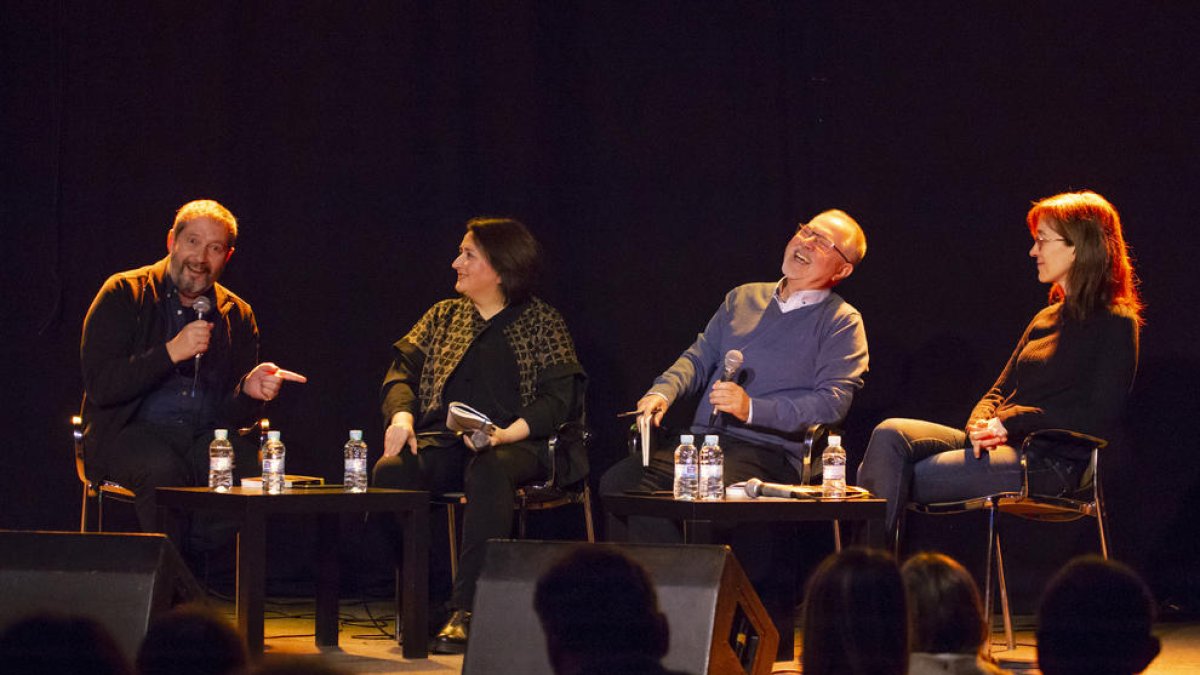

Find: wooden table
156;486;429;658
604;491;887;545
604;490;888;661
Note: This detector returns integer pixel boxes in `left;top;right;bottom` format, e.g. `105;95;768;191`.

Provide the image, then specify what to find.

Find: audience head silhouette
901;552;988;655
0;613;133;675
1037;555;1159;675
802;547;908;675
534;545;675;675
137;603;247;675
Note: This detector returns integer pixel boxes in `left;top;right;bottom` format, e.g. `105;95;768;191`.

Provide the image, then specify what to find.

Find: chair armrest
547;421;591;489
239;418;270;442
1017;429;1108;499
1020;428;1108;451
799;424;839;485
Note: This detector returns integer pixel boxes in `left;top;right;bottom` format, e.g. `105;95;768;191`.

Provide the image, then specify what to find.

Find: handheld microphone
190;296;212;397
708;349;744;427
744;477;804;499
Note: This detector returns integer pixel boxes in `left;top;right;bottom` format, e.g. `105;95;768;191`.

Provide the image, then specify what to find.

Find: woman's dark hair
1027;190;1142;323
901;552;987;655
466;217;541;305
1037;555;1159;675
802;547;908;675
534;546;669;661
137;604;248;675
0;613;133;675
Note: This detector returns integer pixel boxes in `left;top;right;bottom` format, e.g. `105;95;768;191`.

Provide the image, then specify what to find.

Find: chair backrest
541;380;590;490
546;421;591;490
71;415;94;494
992;430;1107;522
797;424;837;485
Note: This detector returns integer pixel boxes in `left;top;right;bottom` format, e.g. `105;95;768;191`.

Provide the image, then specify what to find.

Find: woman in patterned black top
373;217;585;653
859;190;1142;538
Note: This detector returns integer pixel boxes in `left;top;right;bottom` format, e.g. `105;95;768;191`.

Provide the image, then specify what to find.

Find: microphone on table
708;349;744;427
744;477;806;500
190;296;213;398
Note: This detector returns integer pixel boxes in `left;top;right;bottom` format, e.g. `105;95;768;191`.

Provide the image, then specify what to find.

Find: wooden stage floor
229;596;1200;674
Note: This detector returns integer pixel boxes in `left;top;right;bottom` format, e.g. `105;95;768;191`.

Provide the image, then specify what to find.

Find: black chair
899;428;1110;653
72;415;135;532
443;419;595;580
73;415;271;532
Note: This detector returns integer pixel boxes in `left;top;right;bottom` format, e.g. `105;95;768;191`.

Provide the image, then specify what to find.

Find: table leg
398;502;429;659
238;510;266;655
605;511;631;542
683;518;715;544
315;513;340;646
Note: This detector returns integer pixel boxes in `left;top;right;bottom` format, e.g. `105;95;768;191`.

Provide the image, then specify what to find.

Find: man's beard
168;255;214;297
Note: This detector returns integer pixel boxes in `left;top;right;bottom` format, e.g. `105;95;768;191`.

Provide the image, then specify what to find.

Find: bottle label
263;458;284;473
210;457;232;471
700;464;722;480
345;458;367;472
824;465;845;481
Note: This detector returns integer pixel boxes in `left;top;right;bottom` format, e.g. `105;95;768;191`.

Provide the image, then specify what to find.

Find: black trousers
373;440;545;612
103;422;258;542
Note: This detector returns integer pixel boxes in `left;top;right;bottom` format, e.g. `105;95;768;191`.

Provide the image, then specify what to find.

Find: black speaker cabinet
0;530;202;660
464;541;779;675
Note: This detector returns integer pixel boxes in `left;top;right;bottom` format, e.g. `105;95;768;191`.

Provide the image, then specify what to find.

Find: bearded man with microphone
80;199;306;536
600;210;869;654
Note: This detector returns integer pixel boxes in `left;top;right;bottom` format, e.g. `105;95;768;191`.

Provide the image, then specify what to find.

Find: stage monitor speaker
464;541;778;675
0;530;203;660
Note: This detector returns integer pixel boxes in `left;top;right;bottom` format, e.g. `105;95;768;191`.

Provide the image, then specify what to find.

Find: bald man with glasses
599;210;869;657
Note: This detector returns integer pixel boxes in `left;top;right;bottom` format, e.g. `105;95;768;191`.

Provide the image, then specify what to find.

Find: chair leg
79;485;90;533
983;503;996;656
832;520;842;553
517;496;529;539
995;532;1015;651
97;491;105;533
582;485;596;543
1095;503;1110;560
446;502;459;582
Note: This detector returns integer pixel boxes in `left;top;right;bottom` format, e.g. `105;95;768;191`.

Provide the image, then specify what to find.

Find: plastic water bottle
344;429;368;493
822;433;846;498
699;434;724;500
673;434;698;501
262;430;286;494
208;429;233;492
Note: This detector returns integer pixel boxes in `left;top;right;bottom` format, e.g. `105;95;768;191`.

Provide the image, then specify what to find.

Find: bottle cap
704;434;719;446
213;429;228;440
680;434;695;445
827;434;841;447
349;429;363;441
267;430;281;441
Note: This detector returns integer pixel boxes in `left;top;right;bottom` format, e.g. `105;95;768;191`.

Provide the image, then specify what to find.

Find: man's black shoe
432;609;470;654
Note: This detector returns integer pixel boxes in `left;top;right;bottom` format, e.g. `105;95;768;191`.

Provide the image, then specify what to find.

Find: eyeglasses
796;224;851;264
1032;235;1070;251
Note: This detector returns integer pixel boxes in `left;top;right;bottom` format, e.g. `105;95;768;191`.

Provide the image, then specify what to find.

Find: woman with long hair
802;547;909;675
902;552;1010;674
858;190;1141;538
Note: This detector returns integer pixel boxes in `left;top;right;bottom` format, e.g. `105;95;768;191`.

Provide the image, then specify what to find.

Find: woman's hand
968;417;1008;458
464;418;532;451
384;412;418;457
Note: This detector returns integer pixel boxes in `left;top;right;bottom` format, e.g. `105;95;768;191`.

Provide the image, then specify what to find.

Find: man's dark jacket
80;258;260;479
